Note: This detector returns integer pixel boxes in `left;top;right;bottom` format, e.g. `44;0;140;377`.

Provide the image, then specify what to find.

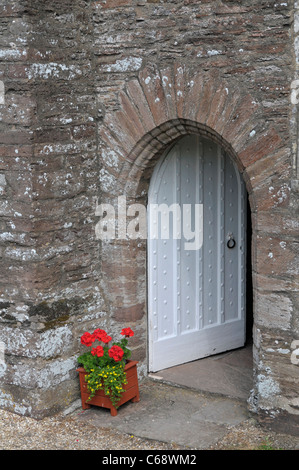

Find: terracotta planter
77;360;140;416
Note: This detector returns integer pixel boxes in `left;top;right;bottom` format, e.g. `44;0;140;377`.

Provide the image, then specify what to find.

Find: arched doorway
147;134;248;372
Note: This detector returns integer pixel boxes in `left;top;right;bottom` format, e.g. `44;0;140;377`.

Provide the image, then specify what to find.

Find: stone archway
97;62;294;429
99;63;286;203
98;61;288;325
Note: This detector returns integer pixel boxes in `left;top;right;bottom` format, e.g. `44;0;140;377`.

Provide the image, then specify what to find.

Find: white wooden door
148;135;247;372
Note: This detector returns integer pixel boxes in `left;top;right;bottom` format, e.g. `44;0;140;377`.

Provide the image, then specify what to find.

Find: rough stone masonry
0;0;298;435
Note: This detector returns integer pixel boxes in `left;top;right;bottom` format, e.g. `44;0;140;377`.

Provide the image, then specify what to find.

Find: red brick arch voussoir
99;63;286;212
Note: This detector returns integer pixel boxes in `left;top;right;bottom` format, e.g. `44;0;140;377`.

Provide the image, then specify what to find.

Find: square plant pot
77;360;140;416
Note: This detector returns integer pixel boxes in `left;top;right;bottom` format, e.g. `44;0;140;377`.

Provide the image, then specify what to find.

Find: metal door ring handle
227;238;236;249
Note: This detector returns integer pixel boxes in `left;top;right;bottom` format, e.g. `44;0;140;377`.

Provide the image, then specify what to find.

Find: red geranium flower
108;345;124;362
121;327;134;337
91;345;104;357
101;334;112;344
80;332;94;347
93;328;108;342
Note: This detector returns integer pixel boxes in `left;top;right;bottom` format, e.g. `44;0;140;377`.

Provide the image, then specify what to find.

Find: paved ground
72;346;299;450
1;345;298;450
75;379;250;449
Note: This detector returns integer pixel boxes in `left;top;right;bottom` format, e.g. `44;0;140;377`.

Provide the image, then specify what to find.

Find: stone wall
0;0;298;433
0;0;107;418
